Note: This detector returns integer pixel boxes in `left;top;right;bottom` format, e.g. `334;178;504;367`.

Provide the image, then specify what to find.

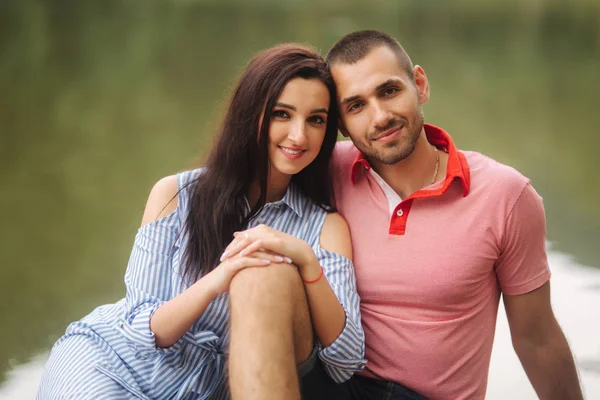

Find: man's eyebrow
340;78;404;105
275;102;296;111
375;78;403;92
340;95;360;106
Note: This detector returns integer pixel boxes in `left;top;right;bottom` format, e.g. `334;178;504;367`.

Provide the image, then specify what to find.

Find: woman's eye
309;115;326;125
272;110;289;119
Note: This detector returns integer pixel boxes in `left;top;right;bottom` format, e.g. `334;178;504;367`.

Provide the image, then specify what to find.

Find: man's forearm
514;325;583;400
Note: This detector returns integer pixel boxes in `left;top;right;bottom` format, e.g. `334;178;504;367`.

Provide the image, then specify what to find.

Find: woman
37;44;365;400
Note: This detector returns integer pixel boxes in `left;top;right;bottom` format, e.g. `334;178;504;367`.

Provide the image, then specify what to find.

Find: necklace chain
431;145;440;185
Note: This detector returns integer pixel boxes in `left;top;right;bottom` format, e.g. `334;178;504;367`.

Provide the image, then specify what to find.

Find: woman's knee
229;262;304;306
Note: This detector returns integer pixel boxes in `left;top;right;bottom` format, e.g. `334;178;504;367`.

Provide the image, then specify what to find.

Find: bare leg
228;263;313;400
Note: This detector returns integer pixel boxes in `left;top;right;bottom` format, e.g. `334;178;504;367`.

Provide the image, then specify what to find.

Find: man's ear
413;65;430;105
338;118;349;138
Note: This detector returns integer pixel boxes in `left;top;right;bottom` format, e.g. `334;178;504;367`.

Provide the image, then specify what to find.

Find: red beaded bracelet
302;267;324;284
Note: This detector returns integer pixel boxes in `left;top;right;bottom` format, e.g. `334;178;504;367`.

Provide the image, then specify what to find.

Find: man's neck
370;130;448;199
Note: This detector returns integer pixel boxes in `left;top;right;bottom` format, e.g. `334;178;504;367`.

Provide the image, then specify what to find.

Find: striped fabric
37;169;366;400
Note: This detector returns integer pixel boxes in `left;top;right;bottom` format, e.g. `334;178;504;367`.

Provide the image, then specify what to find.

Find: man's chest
343;196;502;319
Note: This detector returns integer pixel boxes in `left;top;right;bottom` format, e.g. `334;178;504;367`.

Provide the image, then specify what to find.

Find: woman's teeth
280;147;302;155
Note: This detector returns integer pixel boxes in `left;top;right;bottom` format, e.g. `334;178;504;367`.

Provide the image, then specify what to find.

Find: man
326;30;583;399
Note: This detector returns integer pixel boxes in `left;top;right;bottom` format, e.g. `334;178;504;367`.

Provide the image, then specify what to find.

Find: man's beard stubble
362;107;425;165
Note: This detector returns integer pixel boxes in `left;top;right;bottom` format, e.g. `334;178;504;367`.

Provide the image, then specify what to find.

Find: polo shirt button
396;209;404;217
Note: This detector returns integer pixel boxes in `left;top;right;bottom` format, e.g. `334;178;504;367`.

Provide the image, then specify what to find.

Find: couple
37;30;582;400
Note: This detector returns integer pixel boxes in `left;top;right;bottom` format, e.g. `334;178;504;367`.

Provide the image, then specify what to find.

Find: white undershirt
368;168;402;217
368;167;445;218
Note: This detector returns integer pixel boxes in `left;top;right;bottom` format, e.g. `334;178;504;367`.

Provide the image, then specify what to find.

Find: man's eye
348;103;363;112
384;87;399;96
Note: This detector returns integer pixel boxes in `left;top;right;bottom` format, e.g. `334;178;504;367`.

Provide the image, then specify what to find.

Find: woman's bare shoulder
319;212;352;260
140;175;179;227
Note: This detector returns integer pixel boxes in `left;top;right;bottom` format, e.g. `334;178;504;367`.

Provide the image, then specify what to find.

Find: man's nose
371;101;393;130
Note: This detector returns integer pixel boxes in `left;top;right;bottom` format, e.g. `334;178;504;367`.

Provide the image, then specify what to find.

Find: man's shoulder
333;140;359;167
462;150;531;195
330;141;359;194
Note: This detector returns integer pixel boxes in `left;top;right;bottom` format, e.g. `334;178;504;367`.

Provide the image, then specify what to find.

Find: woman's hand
220;224;321;281
207;251;289;295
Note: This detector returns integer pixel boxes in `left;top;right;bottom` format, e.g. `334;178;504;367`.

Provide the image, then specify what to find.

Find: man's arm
504;281;583;400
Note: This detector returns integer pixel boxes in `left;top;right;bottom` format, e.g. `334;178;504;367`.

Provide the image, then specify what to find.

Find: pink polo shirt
331;124;551;399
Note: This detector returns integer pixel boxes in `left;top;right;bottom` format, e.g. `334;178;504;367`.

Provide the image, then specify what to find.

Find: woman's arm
132;176;281;348
150;255;278;347
302;212;351;347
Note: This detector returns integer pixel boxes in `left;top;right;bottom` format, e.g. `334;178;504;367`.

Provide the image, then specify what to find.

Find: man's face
330;46;429;165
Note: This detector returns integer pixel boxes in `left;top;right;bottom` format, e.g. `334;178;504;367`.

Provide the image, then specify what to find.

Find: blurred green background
1;0;599;390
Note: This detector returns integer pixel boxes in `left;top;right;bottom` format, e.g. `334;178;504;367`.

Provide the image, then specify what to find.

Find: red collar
350;124;470;197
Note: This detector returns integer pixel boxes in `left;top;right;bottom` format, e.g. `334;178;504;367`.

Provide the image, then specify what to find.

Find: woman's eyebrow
275;102;295;110
275;103;327;114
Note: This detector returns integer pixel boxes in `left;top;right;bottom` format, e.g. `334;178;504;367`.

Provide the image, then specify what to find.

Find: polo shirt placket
350;125;471;235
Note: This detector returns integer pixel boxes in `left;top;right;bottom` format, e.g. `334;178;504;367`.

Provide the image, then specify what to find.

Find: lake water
1;1;599;398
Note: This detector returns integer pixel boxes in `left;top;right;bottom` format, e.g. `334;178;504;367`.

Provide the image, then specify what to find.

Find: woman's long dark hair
181;43;339;284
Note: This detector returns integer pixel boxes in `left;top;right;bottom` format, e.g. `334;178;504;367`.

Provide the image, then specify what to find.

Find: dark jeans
300;359;428;400
333;374;429;400
300;355;339;399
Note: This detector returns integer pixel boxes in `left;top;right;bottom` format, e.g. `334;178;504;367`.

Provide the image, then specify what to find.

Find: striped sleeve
315;247;367;383
117;210;185;359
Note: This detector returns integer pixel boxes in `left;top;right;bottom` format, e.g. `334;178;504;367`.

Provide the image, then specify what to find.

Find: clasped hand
210;224;320;294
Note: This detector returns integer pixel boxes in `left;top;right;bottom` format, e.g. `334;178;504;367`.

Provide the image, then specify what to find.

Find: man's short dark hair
326;30;414;80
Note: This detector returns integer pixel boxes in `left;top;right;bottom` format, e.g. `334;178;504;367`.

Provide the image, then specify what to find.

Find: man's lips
373;125;402;142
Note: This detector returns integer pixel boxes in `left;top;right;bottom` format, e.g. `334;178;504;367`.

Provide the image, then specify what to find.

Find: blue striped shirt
38;169;366;400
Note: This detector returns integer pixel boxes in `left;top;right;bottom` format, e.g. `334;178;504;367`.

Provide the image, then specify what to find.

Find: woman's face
267;77;330;182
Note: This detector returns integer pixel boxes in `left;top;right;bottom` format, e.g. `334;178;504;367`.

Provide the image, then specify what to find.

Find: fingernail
284;257;293;264
220;251;229;261
233;232;239;237
274;255;284;262
263;260;271;265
